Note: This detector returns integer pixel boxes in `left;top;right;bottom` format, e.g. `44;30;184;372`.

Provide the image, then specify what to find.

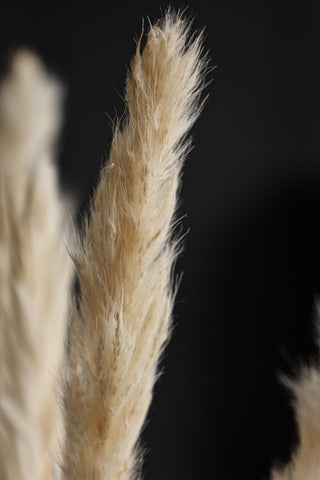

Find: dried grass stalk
0;51;73;480
61;11;207;480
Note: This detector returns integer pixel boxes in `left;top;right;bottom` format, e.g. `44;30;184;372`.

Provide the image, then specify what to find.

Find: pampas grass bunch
2;8;320;480
0;10;208;480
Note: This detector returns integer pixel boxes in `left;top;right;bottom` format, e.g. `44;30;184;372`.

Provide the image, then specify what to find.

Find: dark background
1;1;320;478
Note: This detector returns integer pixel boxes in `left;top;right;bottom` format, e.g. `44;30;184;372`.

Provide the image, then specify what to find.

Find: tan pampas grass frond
0;51;73;480
271;366;320;479
271;304;320;480
61;10;208;480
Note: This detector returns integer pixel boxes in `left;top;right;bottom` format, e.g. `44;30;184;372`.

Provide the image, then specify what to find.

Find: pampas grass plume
271;366;320;479
61;11;208;480
0;50;73;480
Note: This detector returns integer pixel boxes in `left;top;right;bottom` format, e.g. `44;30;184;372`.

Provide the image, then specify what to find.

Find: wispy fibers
0;51;73;480
61;11;208;480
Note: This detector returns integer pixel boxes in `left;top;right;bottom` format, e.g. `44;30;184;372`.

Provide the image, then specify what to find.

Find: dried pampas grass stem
61;11;208;480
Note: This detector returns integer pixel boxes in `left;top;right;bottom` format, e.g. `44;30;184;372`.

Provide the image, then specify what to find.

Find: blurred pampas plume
61;10;208;480
271;335;320;479
0;51;73;480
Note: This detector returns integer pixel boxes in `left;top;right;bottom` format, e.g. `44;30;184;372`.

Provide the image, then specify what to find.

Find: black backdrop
2;1;320;478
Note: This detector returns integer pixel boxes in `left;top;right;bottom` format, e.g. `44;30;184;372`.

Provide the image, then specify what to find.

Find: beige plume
61;10;208;480
0;50;73;480
271;366;320;479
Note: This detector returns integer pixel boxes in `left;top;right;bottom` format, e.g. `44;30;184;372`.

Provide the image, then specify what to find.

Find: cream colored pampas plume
61;11;207;480
271;303;320;479
0;51;73;480
271;367;320;479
